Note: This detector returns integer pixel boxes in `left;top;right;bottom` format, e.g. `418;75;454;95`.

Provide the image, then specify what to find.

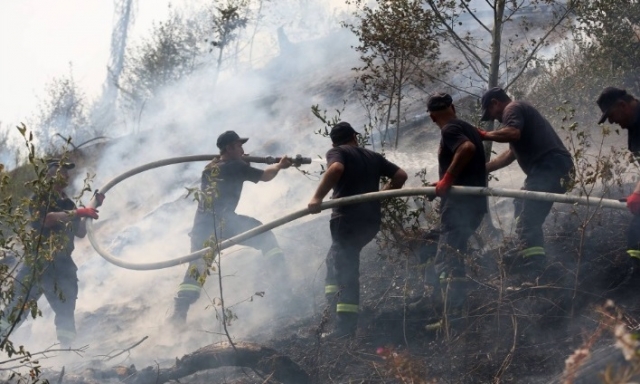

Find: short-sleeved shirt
627;105;640;153
326;145;400;223
30;191;79;267
501;101;571;174
192;158;264;229
438;118;488;212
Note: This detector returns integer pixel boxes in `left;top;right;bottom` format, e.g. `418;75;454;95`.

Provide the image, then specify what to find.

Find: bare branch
505;4;573;90
426;0;489;69
461;1;492;34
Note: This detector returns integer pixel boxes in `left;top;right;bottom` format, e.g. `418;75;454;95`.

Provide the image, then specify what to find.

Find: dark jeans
324;217;379;314
433;201;484;280
177;213;284;305
627;215;640;255
514;153;574;249
3;258;77;343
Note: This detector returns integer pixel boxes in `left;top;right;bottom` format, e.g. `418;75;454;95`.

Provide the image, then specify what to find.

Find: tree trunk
54;342;310;384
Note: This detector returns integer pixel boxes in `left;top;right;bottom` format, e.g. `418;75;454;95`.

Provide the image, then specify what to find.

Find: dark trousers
627;215;640;258
514;153;574;249
324;217;379;317
176;213;284;306
433;202;484;280
3;259;78;344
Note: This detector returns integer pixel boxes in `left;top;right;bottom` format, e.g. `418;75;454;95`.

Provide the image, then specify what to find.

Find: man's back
326;145;399;223
502;101;570;174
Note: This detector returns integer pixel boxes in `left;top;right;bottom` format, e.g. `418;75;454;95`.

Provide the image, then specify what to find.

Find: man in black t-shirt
419;93;487;329
308;122;407;338
169;131;293;326
480;87;574;282
0;159;102;347
596;87;640;269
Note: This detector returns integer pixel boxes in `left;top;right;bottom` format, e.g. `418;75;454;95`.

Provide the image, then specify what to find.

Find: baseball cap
427;92;453;112
596;87;629;124
45;158;75;170
216;130;249;150
480;87;510;121
329;122;360;144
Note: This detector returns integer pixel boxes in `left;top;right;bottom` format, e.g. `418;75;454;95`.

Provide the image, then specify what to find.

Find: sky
0;0;189;127
0;0;350;129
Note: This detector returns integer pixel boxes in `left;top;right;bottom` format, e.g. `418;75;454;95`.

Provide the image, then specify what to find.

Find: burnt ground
39;202;640;383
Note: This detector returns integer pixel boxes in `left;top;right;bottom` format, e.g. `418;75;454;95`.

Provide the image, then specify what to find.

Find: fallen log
52;342;309;384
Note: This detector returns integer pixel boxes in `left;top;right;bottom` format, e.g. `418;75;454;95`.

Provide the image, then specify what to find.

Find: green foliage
0;124;77;381
345;0;444;149
120;8;210;112
33;70;91;153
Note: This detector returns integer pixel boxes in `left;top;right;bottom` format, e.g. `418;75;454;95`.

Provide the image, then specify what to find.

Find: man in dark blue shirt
169;131;293;326
1;159;101;347
308;122;407;338
480;87;574;283
596;87;640;270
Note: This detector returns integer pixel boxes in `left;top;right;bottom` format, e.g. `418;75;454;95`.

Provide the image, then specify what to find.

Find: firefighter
308;122;407;338
0;159;103;347
414;93;488;329
596;87;640;269
479;87;574;283
169;130;293;326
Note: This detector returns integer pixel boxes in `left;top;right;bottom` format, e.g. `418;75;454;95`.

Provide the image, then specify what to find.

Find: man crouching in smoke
1;159;103;347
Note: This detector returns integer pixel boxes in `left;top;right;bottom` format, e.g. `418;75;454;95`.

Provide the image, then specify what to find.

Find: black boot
425;275;467;332
323;312;357;340
167;297;190;327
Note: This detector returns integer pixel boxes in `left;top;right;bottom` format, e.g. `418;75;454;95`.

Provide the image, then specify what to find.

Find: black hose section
86;156;627;271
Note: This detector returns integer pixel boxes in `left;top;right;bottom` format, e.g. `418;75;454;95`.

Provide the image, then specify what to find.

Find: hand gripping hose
86;155;627;271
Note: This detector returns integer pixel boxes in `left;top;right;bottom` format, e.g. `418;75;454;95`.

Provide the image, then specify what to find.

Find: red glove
435;172;455;197
94;192;105;207
627;192;640;215
76;207;99;219
477;128;488;140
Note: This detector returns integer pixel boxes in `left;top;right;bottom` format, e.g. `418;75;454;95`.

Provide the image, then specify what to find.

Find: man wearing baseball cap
478;87;573;284
0;158;103;347
308;122;407;338
596;87;640;268
413;92;487;330
169;130;293;326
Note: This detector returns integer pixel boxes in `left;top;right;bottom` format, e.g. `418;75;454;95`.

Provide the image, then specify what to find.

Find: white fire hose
86;156;627;271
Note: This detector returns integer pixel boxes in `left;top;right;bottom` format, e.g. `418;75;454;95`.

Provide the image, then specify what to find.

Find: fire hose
86;156;627;271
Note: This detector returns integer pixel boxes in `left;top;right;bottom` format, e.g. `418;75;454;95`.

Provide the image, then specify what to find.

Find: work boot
425;275;467;332
323;312;357;340
502;246;546;283
167;297;190;327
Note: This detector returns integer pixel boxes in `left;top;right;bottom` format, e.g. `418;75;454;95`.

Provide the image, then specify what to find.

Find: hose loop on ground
85;155;627;271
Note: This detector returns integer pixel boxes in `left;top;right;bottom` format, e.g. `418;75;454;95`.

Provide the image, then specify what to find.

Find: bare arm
446;141;475;177
486;149;516;173
308;162;345;213
260;156;292;182
634;181;640;194
382;168;408;191
483;127;521;143
43;211;87;238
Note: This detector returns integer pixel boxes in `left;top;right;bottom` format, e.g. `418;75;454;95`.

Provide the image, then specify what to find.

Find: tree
119;8;209;118
346;0;445;149
206;0;250;85
33;70;92;154
424;0;575;148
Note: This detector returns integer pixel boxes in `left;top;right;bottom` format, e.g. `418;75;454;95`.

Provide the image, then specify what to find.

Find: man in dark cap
169;131;293;326
308;122;407;338
0;158;102;347
413;92;487;330
596;87;640;266
479;87;573;283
